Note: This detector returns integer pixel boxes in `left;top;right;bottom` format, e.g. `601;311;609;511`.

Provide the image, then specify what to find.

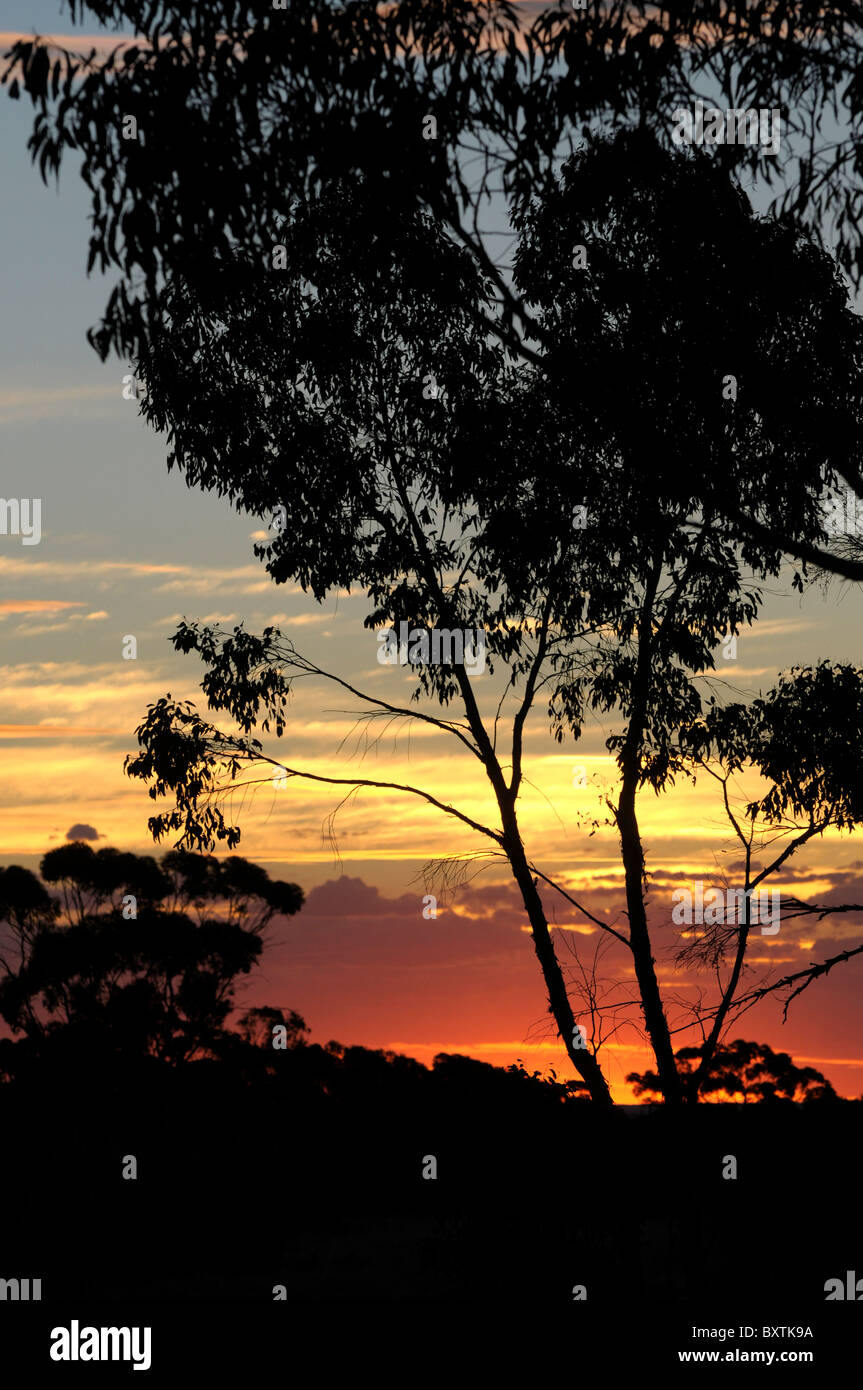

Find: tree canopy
0;842;303;1077
115;131;863;1104
7;4;863;1104
7;1;863;575
628;1038;839;1104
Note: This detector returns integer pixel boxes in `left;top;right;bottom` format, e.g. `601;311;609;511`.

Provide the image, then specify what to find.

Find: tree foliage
628;1038;839;1104
7;5;863;1102
0;843;303;1076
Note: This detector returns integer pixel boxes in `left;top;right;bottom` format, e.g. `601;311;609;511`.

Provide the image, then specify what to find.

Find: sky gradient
3;4;863;1101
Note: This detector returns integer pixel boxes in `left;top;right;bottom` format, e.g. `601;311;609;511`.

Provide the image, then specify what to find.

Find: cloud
303;875;422;919
0;600;86;613
154;568;266;594
15;622;73;636
227;869;863;1101
0;384;121;424
0;558;191;580
0;33;136;53
0;669;169;720
0;725;110;739
65;823;101;842
272;612;333;628
0;33;139;82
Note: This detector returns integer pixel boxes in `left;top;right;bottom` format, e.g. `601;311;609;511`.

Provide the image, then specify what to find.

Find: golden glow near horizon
3;173;863;1103
4;531;861;1103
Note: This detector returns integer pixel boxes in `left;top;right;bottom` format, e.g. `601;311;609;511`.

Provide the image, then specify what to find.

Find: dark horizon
4;0;863;1369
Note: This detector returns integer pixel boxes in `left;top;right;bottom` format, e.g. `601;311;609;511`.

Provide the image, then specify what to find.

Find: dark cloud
251;871;863;1098
65;823;101;842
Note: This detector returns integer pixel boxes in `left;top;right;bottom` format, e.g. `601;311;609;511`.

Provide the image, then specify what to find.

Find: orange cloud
0;32;136;60
0;724;111;738
0;600;85;613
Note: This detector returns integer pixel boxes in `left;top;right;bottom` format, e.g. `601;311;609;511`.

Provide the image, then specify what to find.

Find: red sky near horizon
3;9;863;1105
232;863;863;1103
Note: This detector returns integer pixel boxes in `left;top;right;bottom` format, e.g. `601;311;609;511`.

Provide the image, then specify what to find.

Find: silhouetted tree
8;7;863;1100
41;841;171;921
7;1;863;323
7;1;863;576
235;1004;308;1051
0;842;303;1077
628;1039;839;1104
121;133;863;1105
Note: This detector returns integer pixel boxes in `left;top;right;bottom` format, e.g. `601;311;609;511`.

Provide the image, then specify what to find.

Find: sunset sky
3;2;863;1102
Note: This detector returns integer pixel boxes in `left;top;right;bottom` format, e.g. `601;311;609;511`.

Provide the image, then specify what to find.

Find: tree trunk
686;900;752;1102
617;775;682;1106
502;818;614;1107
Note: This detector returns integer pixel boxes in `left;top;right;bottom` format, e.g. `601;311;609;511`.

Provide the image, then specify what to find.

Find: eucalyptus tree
114;131;863;1104
7;0;863;576
0;843;303;1069
7;2;863;1099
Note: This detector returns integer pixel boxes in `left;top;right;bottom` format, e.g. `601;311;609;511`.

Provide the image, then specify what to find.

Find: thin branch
528;865;630;947
220;755;504;847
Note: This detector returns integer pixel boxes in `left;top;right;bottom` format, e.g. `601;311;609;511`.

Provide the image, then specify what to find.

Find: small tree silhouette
628;1039;838;1104
0;843;303;1076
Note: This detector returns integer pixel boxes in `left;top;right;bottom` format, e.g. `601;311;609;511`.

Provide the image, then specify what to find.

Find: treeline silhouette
0;845;859;1303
